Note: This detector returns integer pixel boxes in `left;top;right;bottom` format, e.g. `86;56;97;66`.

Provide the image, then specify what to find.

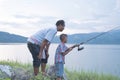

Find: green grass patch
0;60;120;80
0;60;31;69
65;69;120;80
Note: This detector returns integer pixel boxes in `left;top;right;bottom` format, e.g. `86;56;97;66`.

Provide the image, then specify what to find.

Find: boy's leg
55;62;64;80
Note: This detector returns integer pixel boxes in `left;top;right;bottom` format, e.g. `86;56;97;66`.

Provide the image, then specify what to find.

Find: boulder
0;65;32;80
0;64;68;80
11;68;32;80
46;65;68;80
0;65;14;79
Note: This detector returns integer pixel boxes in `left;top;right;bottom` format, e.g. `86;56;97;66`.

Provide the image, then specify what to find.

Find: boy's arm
62;44;79;56
71;44;79;48
62;47;72;56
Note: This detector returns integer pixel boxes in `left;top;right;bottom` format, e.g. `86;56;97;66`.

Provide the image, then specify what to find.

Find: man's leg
34;67;39;76
33;59;41;76
27;43;41;76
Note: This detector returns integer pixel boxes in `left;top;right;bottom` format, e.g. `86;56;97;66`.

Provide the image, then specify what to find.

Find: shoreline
0;60;120;80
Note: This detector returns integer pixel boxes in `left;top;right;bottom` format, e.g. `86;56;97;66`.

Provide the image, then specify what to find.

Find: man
27;20;65;76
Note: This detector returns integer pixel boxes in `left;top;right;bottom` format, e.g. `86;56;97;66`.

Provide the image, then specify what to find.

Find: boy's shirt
55;42;68;64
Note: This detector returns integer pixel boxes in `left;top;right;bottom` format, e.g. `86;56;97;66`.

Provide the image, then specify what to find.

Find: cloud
115;0;120;12
0;15;62;36
0;0;120;37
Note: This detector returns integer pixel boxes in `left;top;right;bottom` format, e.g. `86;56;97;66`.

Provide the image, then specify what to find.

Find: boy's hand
69;47;73;51
80;42;84;45
72;44;79;48
74;44;79;47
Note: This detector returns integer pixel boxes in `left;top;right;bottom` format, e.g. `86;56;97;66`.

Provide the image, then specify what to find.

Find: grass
0;60;120;80
65;69;120;80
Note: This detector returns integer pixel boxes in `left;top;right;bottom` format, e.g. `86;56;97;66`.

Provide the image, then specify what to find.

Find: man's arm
45;43;50;58
38;39;49;59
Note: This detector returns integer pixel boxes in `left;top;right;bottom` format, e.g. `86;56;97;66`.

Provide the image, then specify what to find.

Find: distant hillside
0;31;27;43
0;29;120;44
52;29;120;44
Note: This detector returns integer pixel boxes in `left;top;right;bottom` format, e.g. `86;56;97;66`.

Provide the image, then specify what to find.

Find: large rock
0;65;14;79
0;64;68;80
0;65;32;80
46;65;68;80
12;68;32;80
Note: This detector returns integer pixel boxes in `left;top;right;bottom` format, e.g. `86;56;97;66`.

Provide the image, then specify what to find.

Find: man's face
58;25;65;32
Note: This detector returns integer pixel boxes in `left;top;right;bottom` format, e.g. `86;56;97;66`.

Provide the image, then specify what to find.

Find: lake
0;43;120;77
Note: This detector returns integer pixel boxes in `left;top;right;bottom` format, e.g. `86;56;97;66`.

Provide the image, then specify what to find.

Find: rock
46;65;68;80
0;64;68;80
11;68;32;80
0;65;14;79
0;65;32;80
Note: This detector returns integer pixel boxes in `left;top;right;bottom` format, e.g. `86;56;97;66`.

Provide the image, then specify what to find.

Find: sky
0;0;120;37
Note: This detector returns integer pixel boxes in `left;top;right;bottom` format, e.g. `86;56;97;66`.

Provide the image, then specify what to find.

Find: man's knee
33;60;41;67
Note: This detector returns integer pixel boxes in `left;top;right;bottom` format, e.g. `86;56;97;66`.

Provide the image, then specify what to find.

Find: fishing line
77;26;120;51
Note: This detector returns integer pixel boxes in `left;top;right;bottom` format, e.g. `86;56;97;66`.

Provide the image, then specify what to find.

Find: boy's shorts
55;62;64;78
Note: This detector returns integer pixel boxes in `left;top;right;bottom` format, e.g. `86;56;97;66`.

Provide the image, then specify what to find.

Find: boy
27;20;65;76
54;34;79;80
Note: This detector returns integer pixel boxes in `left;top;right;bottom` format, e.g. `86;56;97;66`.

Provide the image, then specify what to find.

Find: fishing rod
77;26;120;51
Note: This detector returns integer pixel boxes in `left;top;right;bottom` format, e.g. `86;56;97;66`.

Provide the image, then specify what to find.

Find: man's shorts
55;62;64;78
27;42;48;67
27;42;41;67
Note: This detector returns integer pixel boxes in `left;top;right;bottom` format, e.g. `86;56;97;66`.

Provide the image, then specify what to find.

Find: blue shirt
55;43;68;64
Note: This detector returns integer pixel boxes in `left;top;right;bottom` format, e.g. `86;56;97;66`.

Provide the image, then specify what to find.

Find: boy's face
63;36;67;43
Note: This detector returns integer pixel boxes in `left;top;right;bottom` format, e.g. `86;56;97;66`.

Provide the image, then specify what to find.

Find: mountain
52;29;120;44
0;29;120;44
0;31;27;43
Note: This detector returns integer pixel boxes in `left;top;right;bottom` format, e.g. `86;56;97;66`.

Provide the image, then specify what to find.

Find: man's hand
45;49;49;58
46;53;49;58
37;53;42;59
38;39;48;59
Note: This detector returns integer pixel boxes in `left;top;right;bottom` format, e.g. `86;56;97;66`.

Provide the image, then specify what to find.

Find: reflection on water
0;43;120;77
